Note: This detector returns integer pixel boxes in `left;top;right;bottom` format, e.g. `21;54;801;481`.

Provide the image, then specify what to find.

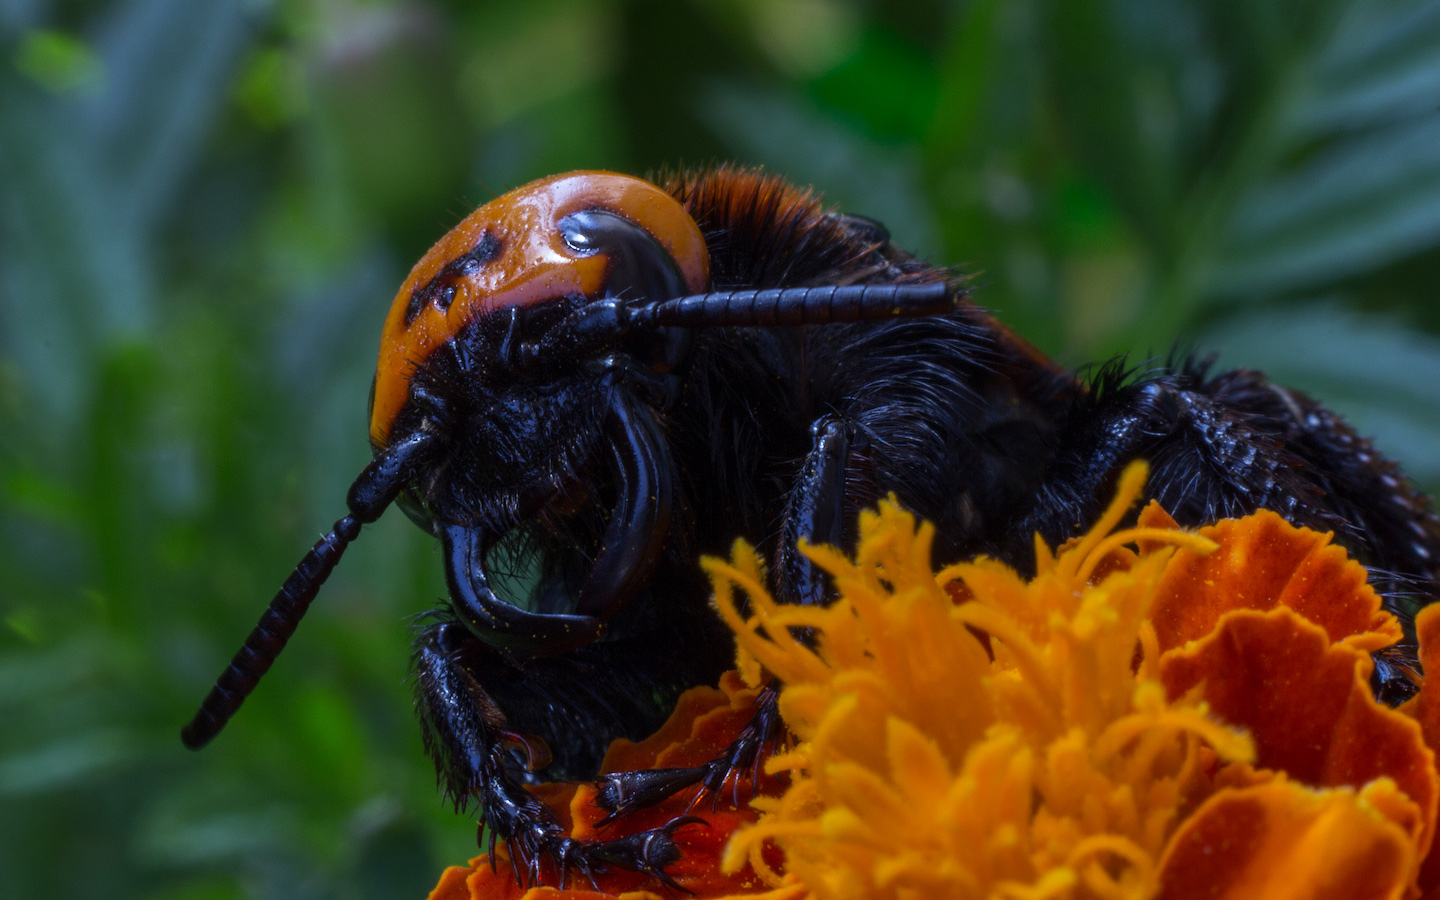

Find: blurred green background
3;0;1440;897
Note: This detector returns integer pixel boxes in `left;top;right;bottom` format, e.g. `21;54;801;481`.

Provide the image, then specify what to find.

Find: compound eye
560;217;602;255
556;209;687;305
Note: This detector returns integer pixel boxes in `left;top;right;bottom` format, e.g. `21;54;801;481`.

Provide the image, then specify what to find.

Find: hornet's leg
597;415;863;818
776;415;856;607
414;622;701;889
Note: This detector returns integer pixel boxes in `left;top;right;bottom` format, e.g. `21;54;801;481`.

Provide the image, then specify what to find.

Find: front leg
413;622;702;888
776;414;857;607
704;415;862;792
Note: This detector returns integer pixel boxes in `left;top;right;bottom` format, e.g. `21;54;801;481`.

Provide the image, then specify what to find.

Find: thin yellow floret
704;460;1250;900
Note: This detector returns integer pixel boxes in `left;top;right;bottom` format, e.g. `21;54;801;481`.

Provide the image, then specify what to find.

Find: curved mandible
442;522;605;657
574;383;675;620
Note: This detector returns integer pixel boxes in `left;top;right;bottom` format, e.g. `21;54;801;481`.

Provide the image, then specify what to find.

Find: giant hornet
182;167;1440;883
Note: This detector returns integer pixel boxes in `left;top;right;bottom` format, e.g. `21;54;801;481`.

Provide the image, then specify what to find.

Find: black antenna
181;430;434;749
631;282;955;329
181;516;359;749
523;282;957;368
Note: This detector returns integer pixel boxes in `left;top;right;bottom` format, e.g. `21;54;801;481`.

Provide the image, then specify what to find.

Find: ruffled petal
1401;604;1440;892
1156;779;1415;900
1149;511;1401;653
1159;607;1437;863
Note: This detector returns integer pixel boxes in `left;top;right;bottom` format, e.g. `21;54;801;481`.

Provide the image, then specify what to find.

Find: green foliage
1;0;1438;897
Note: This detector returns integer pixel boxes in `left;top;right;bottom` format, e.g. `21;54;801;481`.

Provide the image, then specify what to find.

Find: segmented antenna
525;282;958;367
181;430;433;749
180;517;360;749
630;282;954;329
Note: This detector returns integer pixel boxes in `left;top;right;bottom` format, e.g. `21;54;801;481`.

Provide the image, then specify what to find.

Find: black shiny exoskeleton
182;167;1440;887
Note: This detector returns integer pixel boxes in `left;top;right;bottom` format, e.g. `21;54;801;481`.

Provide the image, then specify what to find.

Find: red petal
1157;780;1414;900
1161;607;1436;857
1151;511;1399;653
1401;604;1440;891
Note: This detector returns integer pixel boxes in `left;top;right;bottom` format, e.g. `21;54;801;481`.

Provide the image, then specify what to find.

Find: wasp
182;167;1440;885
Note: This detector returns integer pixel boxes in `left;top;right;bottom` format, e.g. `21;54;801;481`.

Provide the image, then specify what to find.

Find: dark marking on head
405;232;504;326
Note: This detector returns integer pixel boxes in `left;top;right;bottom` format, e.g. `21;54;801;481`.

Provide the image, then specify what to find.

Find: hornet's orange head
370;171;710;446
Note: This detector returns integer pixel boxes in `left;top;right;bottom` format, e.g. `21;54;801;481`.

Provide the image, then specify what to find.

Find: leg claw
500;814;707;891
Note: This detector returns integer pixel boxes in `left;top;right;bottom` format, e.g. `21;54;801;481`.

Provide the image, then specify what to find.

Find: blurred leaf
701;81;938;254
927;0;1005;157
0;0;249;426
456;0;616;129
81;0;251;230
0;728;146;794
308;5;470;251
347;801;437;900
13;28;103;94
1;464;85;526
135;805;304;867
234;46;307;130
142;881;246;900
1202;0;1440;299
0;639;105;706
734;0;860;78
0;85;150;420
1298;0;1440;133
1212;115;1440;295
3;1;1440;899
808;25;938;142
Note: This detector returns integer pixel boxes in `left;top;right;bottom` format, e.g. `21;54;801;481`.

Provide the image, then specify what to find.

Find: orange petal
1156;780;1415;900
1135;500;1181;554
1150;510;1400;653
600;683;729;773
597;671;760;773
1161;607;1436;856
1136;500;1180;529
427;862;481;900
448;814;776;898
446;848;530;900
1402;604;1440;892
563;800;764;896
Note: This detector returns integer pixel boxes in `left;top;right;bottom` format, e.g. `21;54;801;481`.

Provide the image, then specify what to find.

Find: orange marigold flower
1402;604;1440;893
427;460;1440;900
707;461;1438;900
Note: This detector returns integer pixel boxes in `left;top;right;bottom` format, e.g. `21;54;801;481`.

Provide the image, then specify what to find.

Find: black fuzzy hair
660;165;948;292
